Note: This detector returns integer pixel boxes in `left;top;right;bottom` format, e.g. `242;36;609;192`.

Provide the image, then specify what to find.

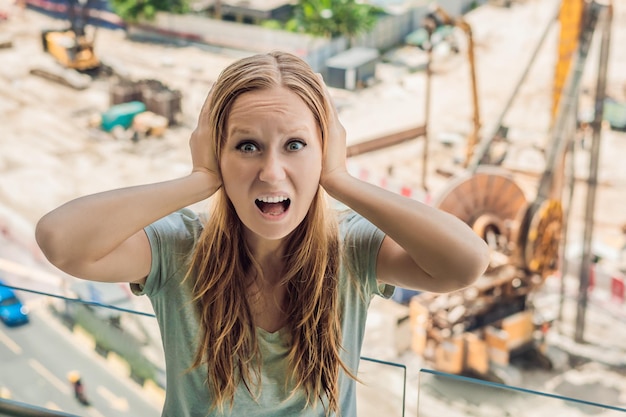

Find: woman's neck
245;233;287;286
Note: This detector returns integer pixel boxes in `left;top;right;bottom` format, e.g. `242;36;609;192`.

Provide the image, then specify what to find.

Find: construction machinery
41;0;100;72
410;165;559;384
407;0;612;384
422;5;481;168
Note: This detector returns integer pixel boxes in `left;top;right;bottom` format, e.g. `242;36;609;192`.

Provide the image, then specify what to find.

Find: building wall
127;0;482;73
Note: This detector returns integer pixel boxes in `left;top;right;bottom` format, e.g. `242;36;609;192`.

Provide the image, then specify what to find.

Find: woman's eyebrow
229;126;255;136
229;126;313;137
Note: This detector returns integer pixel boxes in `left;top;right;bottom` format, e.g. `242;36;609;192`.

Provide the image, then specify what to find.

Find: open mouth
255;196;291;216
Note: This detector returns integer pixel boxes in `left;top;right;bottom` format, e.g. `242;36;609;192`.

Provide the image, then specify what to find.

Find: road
0;302;160;416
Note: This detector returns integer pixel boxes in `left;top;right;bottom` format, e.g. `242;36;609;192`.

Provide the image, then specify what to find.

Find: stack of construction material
110;78;182;126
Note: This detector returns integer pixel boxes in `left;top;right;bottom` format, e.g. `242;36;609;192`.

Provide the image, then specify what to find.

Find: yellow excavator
41;0;100;72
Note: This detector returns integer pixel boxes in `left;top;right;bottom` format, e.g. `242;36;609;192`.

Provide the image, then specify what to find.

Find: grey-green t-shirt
131;208;393;417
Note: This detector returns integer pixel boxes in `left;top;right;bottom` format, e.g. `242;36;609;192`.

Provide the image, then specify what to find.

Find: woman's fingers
190;86;220;178
317;74;348;186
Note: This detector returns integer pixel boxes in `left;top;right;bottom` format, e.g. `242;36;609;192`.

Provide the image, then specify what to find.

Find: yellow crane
41;0;100;72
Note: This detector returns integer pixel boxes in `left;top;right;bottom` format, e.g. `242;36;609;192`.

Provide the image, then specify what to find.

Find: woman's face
220;86;323;246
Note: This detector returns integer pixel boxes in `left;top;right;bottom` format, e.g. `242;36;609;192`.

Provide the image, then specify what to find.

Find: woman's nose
259;153;287;183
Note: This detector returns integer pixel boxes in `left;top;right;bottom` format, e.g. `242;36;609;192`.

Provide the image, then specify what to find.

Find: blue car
0;280;29;327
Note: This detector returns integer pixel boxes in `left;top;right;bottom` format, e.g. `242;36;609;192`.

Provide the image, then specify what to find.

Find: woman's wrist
187;170;222;202
320;169;353;200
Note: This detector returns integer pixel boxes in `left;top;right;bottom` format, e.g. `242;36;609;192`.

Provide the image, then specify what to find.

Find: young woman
35;51;490;417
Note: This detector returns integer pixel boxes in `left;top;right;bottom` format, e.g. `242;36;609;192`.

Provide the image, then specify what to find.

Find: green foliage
292;0;382;39
261;19;284;30
111;0;189;22
284;18;301;33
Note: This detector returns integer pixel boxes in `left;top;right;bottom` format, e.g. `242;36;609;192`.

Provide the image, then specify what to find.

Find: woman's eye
287;140;306;151
236;142;258;153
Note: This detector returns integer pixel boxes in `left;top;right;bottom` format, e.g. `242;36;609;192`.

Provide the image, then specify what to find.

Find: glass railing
0;398;79;417
357;356;407;417
2;283;626;417
416;368;626;416
0;284;408;417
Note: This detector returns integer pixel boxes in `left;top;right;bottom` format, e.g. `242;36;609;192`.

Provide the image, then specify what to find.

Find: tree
293;0;382;42
111;0;189;22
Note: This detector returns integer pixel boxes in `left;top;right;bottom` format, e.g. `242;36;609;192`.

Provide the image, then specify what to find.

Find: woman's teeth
256;196;288;203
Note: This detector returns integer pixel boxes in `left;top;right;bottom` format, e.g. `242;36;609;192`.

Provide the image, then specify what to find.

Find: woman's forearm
324;172;490;289
36;172;219;267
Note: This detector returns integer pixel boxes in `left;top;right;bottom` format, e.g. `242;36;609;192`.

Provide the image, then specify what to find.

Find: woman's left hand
319;79;349;189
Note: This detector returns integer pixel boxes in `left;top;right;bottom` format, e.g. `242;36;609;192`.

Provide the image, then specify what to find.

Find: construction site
1;0;626;415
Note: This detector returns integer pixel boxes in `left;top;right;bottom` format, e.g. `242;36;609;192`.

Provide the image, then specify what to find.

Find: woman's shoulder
135;208;204;297
336;208;359;230
336;209;380;241
144;208;205;257
149;208;204;238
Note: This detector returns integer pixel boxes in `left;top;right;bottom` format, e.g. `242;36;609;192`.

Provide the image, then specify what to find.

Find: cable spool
432;166;527;255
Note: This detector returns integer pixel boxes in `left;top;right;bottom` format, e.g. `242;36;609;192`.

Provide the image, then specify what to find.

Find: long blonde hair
186;51;353;415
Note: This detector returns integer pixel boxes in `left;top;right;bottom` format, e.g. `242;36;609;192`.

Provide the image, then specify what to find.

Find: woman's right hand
190;86;222;187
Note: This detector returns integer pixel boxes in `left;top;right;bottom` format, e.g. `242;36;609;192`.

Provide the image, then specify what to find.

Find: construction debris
0;33;12;49
29;61;92;90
